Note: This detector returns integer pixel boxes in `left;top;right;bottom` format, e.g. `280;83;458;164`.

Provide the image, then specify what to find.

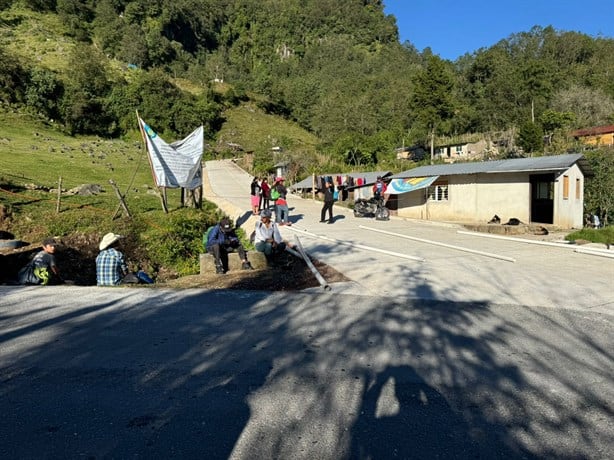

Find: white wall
553;164;584;228
396;173;530;222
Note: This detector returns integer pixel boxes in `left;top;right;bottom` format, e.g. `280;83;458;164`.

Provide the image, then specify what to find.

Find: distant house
571;124;614;147
395;146;427;161
273;161;289;179
433;139;491;162
388;154;591;228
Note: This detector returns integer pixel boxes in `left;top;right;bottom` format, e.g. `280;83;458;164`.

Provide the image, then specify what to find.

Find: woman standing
250;177;261;215
259;177;270;212
272;177;291;226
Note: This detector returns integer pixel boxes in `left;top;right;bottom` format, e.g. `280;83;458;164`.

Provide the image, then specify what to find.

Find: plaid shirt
96;248;127;286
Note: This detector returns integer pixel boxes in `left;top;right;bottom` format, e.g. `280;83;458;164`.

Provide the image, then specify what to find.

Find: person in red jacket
259;177;271;212
372;176;387;200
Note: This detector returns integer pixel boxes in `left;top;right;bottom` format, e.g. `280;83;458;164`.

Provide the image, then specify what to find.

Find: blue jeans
255;241;286;256
276;203;289;223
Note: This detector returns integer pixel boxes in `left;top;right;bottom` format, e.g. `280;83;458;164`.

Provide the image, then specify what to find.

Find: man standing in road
319;179;335;224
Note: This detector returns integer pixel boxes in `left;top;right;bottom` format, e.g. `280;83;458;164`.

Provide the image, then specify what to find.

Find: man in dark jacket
319;179;335;224
206;218;253;274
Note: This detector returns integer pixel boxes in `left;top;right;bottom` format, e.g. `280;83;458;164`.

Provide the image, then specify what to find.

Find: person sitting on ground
206;218;253;274
96;233;140;286
272;177;291;226
17;237;63;285
254;209;293;259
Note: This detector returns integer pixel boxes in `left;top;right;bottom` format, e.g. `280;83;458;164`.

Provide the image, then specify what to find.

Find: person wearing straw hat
96;233;139;286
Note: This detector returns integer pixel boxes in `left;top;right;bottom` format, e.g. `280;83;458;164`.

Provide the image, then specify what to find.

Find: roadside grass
566;226;614;245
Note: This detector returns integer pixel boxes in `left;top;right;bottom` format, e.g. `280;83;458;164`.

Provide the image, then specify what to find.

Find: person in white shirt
254;209;291;258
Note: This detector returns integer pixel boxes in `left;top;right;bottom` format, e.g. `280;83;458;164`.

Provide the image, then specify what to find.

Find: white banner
139;118;203;189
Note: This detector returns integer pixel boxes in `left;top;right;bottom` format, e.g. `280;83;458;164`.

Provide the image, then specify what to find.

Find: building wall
396;167;584;228
579;133;614;146
553;163;584;228
396;173;530;222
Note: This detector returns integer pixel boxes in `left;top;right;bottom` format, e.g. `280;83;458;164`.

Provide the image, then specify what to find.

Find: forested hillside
1;0;614;164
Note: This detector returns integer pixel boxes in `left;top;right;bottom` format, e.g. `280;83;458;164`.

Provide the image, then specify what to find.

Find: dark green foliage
56;0;93;41
144;210;217;275
517;121;544;154
22;0;57;12
61;44;114;135
583;150;614;225
0;46;27;104
26;68;64;120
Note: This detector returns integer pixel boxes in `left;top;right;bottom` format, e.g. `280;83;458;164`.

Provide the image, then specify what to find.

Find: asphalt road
1;160;612;459
1;287;612;459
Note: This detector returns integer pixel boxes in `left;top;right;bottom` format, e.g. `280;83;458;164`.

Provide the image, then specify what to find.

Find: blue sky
383;0;614;61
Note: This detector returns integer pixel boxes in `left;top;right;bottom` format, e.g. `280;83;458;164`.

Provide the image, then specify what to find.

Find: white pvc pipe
293;236;331;290
287;226;424;262
360;225;516;263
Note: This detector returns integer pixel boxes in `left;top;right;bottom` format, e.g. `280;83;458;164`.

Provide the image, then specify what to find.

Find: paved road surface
0;160;612;459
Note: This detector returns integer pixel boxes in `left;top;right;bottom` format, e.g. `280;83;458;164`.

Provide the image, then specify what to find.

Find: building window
455;145;463;155
427;181;449;201
563;175;569;200
576;178;581;200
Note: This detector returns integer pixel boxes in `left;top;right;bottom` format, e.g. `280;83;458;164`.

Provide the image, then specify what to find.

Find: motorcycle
353;196;390;220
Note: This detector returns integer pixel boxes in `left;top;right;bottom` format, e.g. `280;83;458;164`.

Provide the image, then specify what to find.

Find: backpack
270;187;280;201
17;261;48;285
202;226;215;252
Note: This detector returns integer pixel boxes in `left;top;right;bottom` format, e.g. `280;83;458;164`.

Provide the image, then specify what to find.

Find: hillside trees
550;85;614;128
3;0;614;166
25;68;63;120
106;68;223;138
61;44;114;135
584;150;614;225
412;55;456;161
0;46;27;104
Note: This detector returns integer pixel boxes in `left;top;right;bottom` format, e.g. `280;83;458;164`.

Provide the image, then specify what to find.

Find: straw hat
99;232;122;250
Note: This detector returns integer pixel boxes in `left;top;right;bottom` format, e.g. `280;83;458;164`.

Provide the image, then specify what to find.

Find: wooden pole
312;173;316;201
160;187;168;213
109;179;132;218
55;176;62;213
136;110;167;213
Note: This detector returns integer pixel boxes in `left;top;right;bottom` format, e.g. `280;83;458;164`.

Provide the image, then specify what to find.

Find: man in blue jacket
206;218;253;274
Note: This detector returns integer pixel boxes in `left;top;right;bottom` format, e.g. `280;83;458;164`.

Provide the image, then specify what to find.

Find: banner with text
139;118;203;189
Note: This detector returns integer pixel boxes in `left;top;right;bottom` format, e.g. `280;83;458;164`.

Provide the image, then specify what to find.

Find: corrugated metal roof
391;153;591;178
571;124;614;137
